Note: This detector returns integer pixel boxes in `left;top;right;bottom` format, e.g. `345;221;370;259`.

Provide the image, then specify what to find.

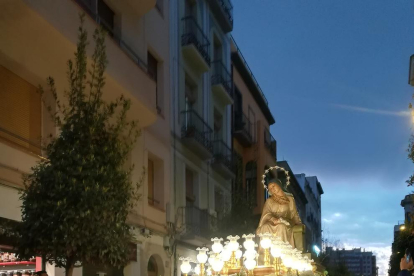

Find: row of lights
180;233;314;276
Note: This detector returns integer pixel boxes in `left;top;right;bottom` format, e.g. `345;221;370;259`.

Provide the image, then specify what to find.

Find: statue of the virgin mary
256;178;302;248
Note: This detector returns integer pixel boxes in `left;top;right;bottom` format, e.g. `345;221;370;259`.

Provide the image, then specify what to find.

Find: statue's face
268;182;282;195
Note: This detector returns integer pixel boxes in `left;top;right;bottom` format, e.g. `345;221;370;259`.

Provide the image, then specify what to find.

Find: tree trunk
65;264;74;276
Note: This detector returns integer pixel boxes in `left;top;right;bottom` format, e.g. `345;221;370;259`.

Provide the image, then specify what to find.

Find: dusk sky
232;1;414;275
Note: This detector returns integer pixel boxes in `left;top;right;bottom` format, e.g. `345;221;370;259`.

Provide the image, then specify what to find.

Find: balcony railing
181;16;211;66
231;36;268;106
181;206;216;239
211;60;233;98
213;140;234;172
217;0;233;25
234;112;254;144
208;0;233;33
264;128;277;159
75;0;148;72
0;126;42;156
181;110;213;153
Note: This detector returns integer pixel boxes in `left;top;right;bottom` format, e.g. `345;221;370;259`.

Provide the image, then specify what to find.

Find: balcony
181;110;213;159
211;60;233;105
178;206;217;244
181;16;211;73
264;128;277;159
125;0;156;16
212;140;235;179
0;0;157;127
233;112;254;147
207;0;233;33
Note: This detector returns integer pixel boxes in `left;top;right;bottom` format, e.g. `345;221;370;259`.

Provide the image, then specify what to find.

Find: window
75;0;115;36
245;161;257;206
148;52;161;113
0;65;41;154
214;108;223;140
147;156;164;209
248;106;256;141
186;167;196;204
185;75;197;111
148;159;155;203
215;188;224;218
213;35;222;62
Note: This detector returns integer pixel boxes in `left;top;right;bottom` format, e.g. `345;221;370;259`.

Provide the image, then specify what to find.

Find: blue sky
232;1;414;274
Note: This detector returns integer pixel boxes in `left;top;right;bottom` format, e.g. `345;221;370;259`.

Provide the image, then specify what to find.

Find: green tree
16;15;142;276
389;226;414;276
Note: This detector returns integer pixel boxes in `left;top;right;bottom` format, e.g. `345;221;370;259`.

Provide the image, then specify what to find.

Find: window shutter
0;65;41;154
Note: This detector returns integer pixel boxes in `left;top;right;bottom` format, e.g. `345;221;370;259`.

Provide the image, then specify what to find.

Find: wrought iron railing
181;206;216;238
264;128;277;159
181;16;211;66
211;60;233;98
74;0;148;72
213;140;234;171
234;112;254;143
181;110;213;153
216;0;233;24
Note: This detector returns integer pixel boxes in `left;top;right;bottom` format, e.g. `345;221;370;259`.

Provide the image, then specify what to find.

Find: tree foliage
389;224;414;276
16;15;142;276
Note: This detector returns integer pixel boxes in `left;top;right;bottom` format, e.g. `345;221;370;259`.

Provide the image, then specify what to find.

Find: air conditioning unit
409;54;414;86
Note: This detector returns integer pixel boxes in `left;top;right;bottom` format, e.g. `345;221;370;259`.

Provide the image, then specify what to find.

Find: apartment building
168;0;234;268
230;37;276;215
0;0;171;275
295;174;324;253
326;247;378;276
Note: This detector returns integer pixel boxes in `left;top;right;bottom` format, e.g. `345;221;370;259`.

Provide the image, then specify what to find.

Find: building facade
295;173;324;252
230;37;276;216
326;247;378;276
168;0;235;270
0;0;171;275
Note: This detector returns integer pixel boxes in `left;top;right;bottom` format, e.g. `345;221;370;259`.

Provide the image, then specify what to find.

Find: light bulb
258;233;272;249
242;234;255;251
196;247;209;264
271;246;282;258
180;258;192;274
236;249;243;259
220;248;232;262
194;264;200;275
243;249;257;260
211;238;224;253
227;235;240;251
208;256;216;266
212;259;224;272
244;259;256;270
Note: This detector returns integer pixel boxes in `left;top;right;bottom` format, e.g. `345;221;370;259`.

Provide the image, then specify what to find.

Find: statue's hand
271;217;279;225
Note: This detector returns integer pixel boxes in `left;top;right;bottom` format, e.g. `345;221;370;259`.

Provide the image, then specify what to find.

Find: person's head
267;178;284;196
36;271;48;276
